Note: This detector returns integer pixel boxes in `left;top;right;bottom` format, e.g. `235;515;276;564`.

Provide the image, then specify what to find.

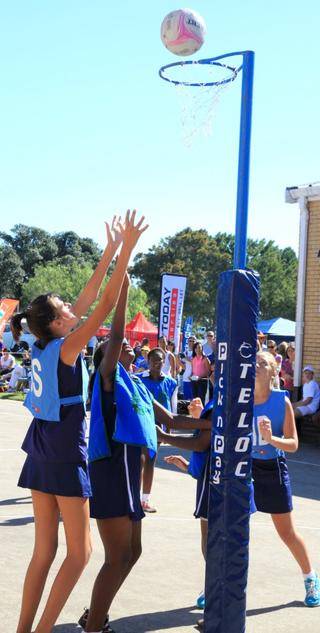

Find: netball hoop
159;54;240;146
159;51;256;633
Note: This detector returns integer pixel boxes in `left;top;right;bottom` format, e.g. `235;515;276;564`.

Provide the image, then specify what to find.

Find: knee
109;547;133;571
68;542;92;570
277;526;296;544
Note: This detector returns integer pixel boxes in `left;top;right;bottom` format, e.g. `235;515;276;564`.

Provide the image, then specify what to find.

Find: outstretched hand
122;209;149;249
164;455;189;472
105;215;125;250
188;398;204;419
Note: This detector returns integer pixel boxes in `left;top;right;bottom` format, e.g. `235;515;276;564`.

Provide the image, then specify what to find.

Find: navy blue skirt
89;444;144;522
18;454;92;498
252;457;293;514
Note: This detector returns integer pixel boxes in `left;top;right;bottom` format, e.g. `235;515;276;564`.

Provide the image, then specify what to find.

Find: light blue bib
24;339;88;422
252;389;287;460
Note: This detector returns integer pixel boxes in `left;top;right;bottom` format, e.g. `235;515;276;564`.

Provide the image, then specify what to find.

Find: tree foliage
21;262;150;324
131;228;298;324
0;225;102;298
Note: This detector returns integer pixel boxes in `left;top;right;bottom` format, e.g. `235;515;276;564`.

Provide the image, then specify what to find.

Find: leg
34;495;91;633
271;512;312;573
16;490;59;633
86;516;139;632
200;519;208;561
141;451;156;495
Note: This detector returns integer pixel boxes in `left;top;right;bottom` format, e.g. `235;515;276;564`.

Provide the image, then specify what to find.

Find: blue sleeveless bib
252;389;287;460
188;399;214;479
24;339;89;422
140;373;177;411
89;362;157;462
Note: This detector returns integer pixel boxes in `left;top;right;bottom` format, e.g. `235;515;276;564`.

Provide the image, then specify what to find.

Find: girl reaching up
12;211;148;633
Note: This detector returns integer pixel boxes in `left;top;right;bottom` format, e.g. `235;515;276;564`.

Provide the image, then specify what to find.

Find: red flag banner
0;298;19;336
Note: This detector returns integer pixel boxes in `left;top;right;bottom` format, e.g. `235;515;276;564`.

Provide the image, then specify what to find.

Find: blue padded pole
233;51;255;269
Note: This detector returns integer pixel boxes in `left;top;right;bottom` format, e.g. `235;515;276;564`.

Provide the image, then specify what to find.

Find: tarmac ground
0;400;319;632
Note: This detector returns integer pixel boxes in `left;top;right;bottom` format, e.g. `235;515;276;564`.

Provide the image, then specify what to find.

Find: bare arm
60;211;148;365
99;274;130;391
72;217;123;319
169;352;177;378
157;427;211;451
153;399;212;430
259;398;298;453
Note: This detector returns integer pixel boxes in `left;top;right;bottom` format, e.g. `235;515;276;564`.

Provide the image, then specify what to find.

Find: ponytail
11;312;27;342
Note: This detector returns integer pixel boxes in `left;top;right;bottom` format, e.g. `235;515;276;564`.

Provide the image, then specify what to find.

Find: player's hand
164;455;189;472
105;215;125;249
188;397;203;419
258;417;273;443
122;210;149;250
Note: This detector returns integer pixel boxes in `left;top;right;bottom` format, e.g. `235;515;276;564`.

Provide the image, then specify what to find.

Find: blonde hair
256;351;278;386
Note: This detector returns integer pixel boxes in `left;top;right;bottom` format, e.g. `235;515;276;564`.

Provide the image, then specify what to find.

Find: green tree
0;245;25;298
131;228;230;326
0;224;58;281
131;229;298;324
21;262;93;307
54;231;101;267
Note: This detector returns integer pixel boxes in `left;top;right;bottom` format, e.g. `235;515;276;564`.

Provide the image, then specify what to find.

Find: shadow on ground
0;495;32;506
0;516;34;526
52;601;305;633
53;606;201;632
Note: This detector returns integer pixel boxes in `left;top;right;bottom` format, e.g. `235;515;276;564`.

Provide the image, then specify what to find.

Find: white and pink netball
160;8;206;57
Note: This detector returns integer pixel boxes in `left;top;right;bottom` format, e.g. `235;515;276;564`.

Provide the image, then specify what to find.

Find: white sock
142;493;150;503
303;569;316;581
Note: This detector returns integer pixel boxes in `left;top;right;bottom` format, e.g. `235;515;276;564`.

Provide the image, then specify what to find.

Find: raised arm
72;216;124;319
61;211;148;365
99;273;130;390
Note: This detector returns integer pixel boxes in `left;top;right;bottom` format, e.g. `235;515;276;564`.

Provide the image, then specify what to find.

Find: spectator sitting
0;349;15;376
280;343;295;398
293;366;320;421
6;351;31;392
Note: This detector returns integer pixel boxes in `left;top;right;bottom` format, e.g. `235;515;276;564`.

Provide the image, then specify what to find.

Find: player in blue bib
253;351;320;607
12;211;148;633
82;287;212;633
139;347;178;512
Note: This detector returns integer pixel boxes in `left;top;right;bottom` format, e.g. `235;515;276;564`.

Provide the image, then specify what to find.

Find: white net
161;61;238;147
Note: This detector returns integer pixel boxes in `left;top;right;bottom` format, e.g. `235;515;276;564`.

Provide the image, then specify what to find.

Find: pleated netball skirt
18;454;92;498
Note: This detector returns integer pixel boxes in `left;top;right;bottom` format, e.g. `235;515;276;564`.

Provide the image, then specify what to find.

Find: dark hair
88;342;107;403
167;340;176;352
148;347;165;361
192;341;203;358
11;293;60;342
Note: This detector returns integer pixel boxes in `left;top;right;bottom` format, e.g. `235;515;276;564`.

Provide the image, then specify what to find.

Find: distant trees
0;224;298;326
131;228;298;324
0;224;101;299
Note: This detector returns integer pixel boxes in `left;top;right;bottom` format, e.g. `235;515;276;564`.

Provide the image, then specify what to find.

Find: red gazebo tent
125;312;158;348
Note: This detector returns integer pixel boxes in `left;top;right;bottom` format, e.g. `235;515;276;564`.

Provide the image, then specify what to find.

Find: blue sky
1;1;320;258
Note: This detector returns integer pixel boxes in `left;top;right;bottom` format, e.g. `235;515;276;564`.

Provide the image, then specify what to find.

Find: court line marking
287;458;320;468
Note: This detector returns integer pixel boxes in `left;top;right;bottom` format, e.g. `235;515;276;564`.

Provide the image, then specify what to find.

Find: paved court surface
0;400;319;632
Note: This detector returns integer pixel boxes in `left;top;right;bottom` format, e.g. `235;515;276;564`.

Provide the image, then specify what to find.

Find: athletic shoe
141;501;157;513
196;591;205;609
78;608;115;631
304;574;320;607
